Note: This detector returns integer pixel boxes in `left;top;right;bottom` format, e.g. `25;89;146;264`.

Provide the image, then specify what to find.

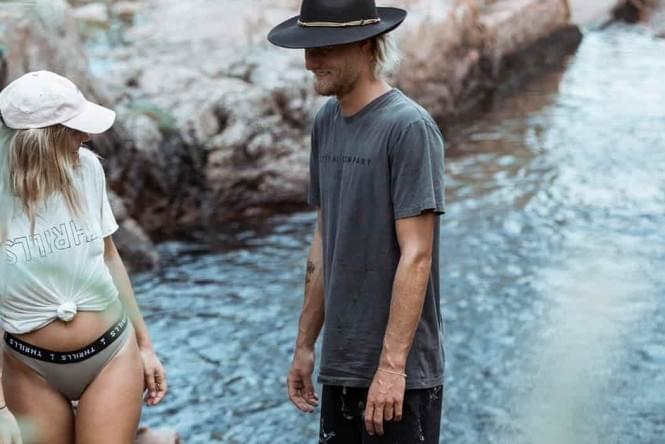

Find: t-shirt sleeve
389;118;445;220
99;172;119;238
307;125;321;208
90;155;119;238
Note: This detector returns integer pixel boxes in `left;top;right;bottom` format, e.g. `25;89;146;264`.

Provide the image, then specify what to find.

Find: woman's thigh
2;351;75;444
74;332;144;444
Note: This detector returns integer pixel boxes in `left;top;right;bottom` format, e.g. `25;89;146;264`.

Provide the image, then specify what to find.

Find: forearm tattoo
305;260;315;286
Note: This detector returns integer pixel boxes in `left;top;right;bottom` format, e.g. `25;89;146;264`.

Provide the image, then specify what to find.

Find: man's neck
337;77;392;118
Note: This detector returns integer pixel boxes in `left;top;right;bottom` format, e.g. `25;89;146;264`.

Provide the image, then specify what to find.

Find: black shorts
319;385;443;444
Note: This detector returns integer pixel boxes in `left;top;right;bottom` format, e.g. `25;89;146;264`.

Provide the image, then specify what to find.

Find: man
268;1;446;442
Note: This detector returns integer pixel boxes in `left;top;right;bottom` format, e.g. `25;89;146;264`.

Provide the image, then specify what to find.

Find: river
133;24;665;444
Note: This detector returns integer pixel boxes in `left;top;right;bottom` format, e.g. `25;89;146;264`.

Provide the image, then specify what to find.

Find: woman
0;71;167;444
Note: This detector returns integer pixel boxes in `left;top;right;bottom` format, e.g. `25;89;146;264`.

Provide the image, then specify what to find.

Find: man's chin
314;82;336;97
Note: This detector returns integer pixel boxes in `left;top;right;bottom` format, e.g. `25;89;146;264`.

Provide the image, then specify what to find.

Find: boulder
108;191;160;272
113;218;160;273
200;74;316;223
135;427;181;444
611;0;665;35
99;39;319;227
111;1;143;21
479;0;572;74
397;0;582;123
568;0;624;24
396;0;484;121
613;0;649;22
643;0;665;36
109;189;129;221
72;2;109;26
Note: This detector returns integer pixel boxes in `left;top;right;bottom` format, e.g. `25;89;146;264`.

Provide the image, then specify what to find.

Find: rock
568;0;624;25
109;191;160;273
0;1;129;170
612;0;648;22
397;0;482;121
111;1;143;21
72;2;109;25
644;0;665;36
109;190;129;221
122;112;163;156
201;78;316;223
135;427;181;444
137;65;201;98
397;0;582;123
479;0;571;74
611;0;665;35
1;1;88;87
113;218;160;272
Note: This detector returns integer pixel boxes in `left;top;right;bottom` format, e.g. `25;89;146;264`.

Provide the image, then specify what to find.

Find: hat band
297;18;381;28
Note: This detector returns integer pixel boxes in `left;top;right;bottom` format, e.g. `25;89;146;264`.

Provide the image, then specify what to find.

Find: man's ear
359;38;374;54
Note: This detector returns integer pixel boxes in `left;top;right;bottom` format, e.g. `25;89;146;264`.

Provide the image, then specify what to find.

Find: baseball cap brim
61;100;116;134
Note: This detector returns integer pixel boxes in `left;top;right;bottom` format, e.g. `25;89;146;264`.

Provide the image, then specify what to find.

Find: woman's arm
103;236;167;406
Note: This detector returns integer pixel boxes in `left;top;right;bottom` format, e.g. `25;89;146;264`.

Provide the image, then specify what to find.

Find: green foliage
127;100;177;132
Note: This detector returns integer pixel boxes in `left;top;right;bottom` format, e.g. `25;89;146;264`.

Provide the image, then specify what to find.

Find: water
134;26;665;444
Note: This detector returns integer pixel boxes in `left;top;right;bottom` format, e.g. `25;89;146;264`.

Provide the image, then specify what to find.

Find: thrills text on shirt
3;220;98;264
319;154;372;166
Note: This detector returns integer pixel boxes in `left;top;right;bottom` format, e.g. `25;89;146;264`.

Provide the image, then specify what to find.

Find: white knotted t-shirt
1;148;120;334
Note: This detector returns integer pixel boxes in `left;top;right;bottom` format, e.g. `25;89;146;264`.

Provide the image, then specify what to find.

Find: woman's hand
139;347;167;406
0;407;22;444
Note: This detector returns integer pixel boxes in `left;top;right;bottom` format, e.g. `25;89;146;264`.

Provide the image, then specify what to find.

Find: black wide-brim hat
267;0;407;49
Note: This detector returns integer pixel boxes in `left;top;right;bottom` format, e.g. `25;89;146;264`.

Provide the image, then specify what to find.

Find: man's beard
313;67;359;97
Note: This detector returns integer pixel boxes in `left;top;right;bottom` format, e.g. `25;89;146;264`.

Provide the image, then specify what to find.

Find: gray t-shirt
309;89;445;390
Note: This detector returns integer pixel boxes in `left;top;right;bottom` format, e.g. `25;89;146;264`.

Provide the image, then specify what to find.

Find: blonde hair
371;33;401;78
0;124;14;245
3;125;83;234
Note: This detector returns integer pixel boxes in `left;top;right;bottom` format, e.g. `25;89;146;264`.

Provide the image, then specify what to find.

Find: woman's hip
3;314;134;401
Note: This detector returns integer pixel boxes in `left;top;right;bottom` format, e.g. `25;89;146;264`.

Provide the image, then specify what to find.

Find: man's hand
0;407;22;444
364;368;406;436
287;347;319;413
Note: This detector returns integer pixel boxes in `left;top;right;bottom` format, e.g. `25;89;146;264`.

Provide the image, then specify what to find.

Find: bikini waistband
4;315;129;364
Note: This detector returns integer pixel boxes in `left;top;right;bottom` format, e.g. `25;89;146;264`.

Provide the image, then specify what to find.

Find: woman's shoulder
78;146;101;164
78;147;104;174
76;147;108;192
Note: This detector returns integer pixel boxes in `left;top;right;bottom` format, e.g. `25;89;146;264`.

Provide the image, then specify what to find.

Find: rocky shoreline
614;0;665;35
1;0;658;272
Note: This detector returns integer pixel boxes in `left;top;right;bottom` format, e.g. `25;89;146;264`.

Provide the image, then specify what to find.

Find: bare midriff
11;299;125;352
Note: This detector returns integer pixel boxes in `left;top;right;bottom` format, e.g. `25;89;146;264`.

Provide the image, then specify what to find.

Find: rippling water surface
134;26;665;443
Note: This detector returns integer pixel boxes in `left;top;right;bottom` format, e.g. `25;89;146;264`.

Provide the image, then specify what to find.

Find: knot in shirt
56;301;77;322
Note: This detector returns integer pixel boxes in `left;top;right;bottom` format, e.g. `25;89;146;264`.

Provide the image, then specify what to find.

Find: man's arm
297;210;325;350
287;210;325;413
380;212;435;372
364;211;436;435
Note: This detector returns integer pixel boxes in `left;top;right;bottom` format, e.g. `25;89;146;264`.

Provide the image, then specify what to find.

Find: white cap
0;70;115;134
